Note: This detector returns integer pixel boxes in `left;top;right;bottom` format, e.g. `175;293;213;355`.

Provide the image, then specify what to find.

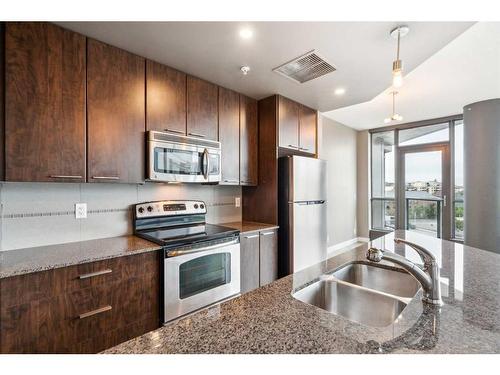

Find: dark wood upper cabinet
299;104;317;155
278;96;299;150
187;76;218;141
218;87;240;185
87;39;145;183
240;95;258;186
4;22;86;182
146;60;186;134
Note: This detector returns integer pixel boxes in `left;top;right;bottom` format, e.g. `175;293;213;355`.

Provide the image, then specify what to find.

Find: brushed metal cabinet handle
260;231;275;236
243;234;259;239
164;128;184;134
223;179;239;183
188;132;206;138
78;305;112;319
78;269;113;279
299;147;309;151
288;144;299;149
92;176;120;180
49;175;83;179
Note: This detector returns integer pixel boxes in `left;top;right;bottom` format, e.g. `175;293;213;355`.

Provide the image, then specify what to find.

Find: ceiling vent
272;50;336;84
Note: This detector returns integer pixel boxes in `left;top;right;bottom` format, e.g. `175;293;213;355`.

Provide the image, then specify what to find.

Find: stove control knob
200;204;205;209
147;206;153;212
138;207;145;214
194;203;199;209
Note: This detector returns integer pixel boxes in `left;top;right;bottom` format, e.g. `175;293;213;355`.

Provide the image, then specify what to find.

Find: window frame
369;114;464;242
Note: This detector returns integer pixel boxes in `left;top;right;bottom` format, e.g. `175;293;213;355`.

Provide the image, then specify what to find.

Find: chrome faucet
366;238;442;305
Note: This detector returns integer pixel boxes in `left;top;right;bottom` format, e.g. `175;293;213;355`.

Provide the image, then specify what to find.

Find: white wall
318;115;358;247
0;183;241;251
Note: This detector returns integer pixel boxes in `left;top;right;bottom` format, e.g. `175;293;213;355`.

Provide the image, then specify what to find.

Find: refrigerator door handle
294;200;326;205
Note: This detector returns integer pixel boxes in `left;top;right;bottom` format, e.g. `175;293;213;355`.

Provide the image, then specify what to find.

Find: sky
383;124;463;185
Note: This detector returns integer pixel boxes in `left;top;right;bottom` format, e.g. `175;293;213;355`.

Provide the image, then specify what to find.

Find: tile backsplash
0;182;241;251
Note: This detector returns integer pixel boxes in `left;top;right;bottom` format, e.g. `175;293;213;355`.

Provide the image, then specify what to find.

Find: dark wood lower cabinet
0;252;160;353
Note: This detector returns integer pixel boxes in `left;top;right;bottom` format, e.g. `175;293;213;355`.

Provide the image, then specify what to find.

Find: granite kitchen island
104;231;500;354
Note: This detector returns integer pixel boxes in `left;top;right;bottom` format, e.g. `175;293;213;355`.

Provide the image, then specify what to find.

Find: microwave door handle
202;148;209;180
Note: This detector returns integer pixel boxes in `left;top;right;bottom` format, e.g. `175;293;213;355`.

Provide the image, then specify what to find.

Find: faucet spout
394;238;436;269
366;247;442;306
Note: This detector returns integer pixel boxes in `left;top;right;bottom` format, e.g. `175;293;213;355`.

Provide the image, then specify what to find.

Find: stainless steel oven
147;131;221;183
164;237;240;322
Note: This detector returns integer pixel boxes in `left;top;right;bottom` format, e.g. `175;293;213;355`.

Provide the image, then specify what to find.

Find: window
398;123;449;146
371;131;395;230
370;117;464;241
453;120;464;240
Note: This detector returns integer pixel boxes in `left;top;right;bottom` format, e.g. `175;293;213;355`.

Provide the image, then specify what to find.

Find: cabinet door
146;60;186;134
87;39;145;183
240;95;258;186
299;105;317;154
218;87;240;185
259;230;278;287
240;233;260;294
278;96;299;150
4;22;86;182
187;76;218;140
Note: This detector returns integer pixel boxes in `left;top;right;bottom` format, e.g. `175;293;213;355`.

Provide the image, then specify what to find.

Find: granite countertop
222;221;279;234
104;230;500;354
0;236;161;279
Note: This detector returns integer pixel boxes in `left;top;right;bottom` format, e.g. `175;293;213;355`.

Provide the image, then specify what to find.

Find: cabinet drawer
0;251;160;353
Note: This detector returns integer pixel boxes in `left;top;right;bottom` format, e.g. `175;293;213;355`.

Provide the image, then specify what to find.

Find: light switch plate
235;197;241;208
75;203;87;219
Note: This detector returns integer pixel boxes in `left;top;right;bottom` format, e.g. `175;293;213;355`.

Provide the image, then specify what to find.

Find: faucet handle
367;247;384;262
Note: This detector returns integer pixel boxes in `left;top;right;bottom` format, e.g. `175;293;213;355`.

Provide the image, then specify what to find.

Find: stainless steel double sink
292;262;421;328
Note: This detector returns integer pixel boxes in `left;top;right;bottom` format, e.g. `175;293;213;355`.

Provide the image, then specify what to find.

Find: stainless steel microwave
147;131;221;183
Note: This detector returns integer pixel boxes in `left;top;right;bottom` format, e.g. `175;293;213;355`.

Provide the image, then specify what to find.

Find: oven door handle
202;148;209;180
166;238;239;257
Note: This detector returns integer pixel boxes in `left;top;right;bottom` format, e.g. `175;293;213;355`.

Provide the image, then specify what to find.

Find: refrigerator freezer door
291;201;327;272
290;156;327;202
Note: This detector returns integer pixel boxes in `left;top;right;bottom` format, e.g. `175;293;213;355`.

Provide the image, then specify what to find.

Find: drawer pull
164;128;184;134
78;305;112;319
223;179;239;183
49;175;83;179
299;147;309;151
288;144;299;149
78;269;113;279
92;176;120;180
261;231;275;236
243;234;259;239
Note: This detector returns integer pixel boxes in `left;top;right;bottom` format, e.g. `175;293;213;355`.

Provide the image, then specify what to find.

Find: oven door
148;140;221;183
164;239;240;323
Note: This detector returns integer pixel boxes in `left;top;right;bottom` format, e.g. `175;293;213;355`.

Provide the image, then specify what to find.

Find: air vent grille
273;50;336;83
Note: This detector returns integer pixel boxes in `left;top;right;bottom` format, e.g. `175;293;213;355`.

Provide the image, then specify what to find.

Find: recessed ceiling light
239;28;253;40
240;66;250;75
334;88;346;96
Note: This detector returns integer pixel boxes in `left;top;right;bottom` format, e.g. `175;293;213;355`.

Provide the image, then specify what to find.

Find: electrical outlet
75;203;87;219
235;197;241;208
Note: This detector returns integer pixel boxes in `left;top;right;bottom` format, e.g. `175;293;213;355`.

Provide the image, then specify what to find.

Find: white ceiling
324;22;500;130
57;22;473;112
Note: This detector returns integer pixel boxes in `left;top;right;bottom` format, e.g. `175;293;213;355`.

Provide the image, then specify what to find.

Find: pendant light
390;25;409;88
384;91;403;124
